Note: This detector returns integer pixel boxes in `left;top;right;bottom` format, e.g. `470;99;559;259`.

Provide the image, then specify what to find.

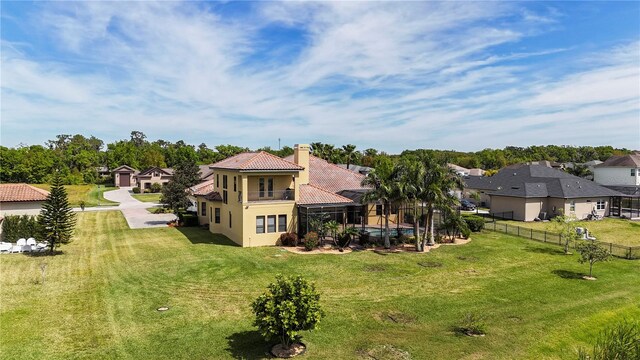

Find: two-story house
193;144;372;247
593;153;640;218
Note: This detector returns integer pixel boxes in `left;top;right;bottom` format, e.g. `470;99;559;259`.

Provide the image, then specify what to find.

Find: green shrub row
1;215;41;242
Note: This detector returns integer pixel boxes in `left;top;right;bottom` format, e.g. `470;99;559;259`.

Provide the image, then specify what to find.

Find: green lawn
1;211;639;359
31;184;118;207
132;193;162;203
500;218;640;247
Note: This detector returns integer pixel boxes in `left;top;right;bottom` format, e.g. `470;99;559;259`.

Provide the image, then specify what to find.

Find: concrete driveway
79;187;176;229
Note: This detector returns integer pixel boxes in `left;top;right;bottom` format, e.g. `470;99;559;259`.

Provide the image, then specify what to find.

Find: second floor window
259;178;265;197
632;169;636;176
223;190;228;204
223;175;228;189
234;176;237;191
268;178;274;197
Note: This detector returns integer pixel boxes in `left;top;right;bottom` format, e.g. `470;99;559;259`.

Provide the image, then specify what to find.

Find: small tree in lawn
576;242;611;279
38;171;76;255
161;160;200;215
252;275;324;356
552;214;581;254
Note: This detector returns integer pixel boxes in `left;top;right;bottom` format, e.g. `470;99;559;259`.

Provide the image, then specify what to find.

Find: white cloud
1;2;638;151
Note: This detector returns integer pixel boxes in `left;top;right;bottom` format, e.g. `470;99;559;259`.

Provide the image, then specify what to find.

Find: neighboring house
201;144;370;247
96;166;111;177
136;167;174;190
464;164;621;221
0;183;49;217
113;165;139;187
448;164;485;177
593;154;640;188
593;154;640;219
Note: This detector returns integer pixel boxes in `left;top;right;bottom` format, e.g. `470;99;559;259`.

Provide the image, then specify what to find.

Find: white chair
26;238;36;246
0;242;11;253
22;245;32;253
36;243;48;252
10;244;22;253
17;238;27;246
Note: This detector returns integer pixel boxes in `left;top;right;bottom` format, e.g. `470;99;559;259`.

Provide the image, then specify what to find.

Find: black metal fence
478;214;639;260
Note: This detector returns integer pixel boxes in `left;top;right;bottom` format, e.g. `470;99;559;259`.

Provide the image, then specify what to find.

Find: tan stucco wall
195;195;210;226
138;172;171;189
490;196;527;221
208;169;300;247
0;201;44;216
490;196;611;221
364;203;403;226
566;198;610;219
246;175;295;200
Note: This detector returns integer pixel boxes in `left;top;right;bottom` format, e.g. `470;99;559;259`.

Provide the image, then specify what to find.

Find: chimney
294;144;310;185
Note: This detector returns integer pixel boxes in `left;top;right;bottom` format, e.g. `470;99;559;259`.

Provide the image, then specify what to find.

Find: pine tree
38;171;76;254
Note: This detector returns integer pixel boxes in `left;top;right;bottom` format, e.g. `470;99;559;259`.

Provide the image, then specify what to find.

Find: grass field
131;193;162;203
500;218;640;247
31;184;118;207
1;211;639;359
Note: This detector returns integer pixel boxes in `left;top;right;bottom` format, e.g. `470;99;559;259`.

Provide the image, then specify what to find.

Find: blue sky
1;1;639;152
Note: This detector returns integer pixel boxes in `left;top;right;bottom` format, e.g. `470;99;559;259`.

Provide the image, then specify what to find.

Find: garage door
120;173;130;186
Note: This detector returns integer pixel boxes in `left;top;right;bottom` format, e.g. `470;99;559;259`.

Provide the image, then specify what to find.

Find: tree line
0;130;630;185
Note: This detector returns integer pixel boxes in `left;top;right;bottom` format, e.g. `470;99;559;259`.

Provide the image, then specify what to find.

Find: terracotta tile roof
0;183;49;202
298;184;353;205
198;165;214;180
212;152;303;171
189;179;215;196
284;155;369;193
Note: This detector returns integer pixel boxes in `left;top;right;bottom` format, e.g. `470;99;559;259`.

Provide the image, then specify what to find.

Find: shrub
455;313;487;336
396;233;410;245
132;187;141;194
304;232;319;251
279;232;299;247
143;188;151;194
151;183;163;193
252;275;324;350
1;215;41;242
577;320;640;360
463;215;485;232
359;231;370;246
461;227;471;239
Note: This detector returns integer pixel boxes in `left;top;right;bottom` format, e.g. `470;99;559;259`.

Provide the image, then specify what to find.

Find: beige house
0;184;49;216
190;144;371;247
464;164;622;221
137;167;173;190
112;165;139;187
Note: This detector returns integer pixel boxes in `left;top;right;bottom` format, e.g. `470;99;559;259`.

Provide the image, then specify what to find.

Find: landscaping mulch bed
271;343;306;358
282;245;353;255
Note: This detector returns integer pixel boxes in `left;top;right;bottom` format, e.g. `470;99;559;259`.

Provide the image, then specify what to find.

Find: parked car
460;199;476;211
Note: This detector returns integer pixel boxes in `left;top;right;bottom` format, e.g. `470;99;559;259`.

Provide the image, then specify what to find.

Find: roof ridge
302;183;354;202
309;155;365;179
236;151;261;169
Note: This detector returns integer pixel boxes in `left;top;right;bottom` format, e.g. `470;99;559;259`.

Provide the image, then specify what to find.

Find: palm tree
310;142;324;157
342;144;357;170
361;156;398;249
396;156;426;251
419;155;463;248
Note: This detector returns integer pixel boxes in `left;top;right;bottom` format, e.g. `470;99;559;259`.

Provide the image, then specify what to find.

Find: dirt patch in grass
457;255;479;261
375;311;417;325
358;344;411;360
365;264;387;272
417;261;443;268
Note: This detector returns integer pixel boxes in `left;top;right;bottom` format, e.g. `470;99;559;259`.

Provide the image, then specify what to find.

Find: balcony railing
247;189;295;202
